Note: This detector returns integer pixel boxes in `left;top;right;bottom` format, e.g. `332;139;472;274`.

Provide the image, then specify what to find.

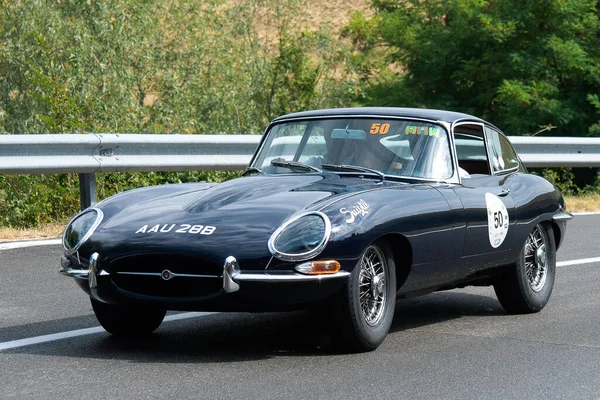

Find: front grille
109;253;223;298
111;274;222;298
110;254;222;275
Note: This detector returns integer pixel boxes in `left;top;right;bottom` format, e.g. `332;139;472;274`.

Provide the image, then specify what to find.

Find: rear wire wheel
334;241;396;352
494;223;556;313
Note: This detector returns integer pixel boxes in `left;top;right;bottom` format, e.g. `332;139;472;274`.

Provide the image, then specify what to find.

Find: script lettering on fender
339;199;370;224
135;224;216;235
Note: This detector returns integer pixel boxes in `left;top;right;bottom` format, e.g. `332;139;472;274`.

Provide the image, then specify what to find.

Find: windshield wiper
271;160;321;173
242;167;263;176
321;164;386;181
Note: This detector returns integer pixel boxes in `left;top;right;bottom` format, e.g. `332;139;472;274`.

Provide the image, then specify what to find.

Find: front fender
319;184;456;266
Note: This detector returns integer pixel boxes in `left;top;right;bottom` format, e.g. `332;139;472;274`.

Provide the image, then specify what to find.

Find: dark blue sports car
60;107;572;352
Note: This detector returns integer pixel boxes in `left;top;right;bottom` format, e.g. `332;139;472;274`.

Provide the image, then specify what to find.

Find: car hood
88;174;404;268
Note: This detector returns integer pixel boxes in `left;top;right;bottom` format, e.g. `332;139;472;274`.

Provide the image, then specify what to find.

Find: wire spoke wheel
524;225;548;292
358;245;387;326
493;223;556;314
332;240;396;352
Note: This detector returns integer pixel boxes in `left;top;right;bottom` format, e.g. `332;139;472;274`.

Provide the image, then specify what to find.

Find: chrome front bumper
60;253;351;294
552;211;574;222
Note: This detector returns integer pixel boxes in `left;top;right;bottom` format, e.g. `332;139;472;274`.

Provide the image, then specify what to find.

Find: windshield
251;117;453;180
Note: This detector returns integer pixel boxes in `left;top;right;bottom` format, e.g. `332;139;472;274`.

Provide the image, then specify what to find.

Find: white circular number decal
485;193;509;249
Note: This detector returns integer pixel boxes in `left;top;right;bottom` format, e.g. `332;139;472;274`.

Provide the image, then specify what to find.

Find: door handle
498;189;510;197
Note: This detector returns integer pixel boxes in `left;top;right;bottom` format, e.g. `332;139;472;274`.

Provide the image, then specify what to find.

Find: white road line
1;256;599;352
0;312;215;352
572;211;600;216
0;238;61;251
557;257;600;267
0;326;106;352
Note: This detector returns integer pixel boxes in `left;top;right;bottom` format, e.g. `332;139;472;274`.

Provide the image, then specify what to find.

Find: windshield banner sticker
340;199;370;224
485;193;509;248
405;125;441;137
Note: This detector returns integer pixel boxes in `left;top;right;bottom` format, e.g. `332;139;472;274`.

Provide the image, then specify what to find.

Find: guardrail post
78;173;97;210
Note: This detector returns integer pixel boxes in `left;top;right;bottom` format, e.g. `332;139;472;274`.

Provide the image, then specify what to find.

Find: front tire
91;298;166;336
334;241;396;352
494;223;556;313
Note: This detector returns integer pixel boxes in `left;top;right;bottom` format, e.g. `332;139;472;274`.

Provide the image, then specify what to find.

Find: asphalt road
0;215;599;399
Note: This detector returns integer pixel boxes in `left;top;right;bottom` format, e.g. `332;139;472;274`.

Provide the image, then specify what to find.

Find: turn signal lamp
295;260;341;275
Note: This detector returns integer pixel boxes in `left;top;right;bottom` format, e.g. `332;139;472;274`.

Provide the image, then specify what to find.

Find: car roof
272;107;487;125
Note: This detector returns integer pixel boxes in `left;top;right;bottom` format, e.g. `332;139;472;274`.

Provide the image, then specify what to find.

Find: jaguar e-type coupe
60;107;572;352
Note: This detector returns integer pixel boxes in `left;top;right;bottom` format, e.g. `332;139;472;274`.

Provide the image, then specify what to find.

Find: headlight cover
268;211;331;262
62;208;103;253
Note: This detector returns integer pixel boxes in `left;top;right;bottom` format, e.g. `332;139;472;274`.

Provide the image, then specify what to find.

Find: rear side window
453;124;491;176
455;133;487;162
485;127;520;172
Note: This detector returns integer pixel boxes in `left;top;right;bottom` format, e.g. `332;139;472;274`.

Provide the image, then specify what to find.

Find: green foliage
532;167;600;195
0;174;80;227
0;0;354;135
589;94;600;136
0;0;357;227
0;171;238;228
535;168;578;195
345;0;600;137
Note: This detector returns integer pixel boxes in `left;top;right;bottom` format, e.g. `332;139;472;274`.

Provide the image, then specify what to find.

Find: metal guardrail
0;134;259;174
1;134;599;209
510;137;600;168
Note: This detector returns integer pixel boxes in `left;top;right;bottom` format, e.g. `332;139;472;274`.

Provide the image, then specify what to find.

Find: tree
345;0;600;136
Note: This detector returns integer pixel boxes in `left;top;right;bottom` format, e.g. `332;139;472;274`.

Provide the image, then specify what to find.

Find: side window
485;127;520;173
455;133;487;161
453;124;491;176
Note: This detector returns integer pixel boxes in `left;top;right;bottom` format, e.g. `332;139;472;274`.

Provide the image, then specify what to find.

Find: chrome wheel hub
535;247;546;266
525;226;548;292
371;273;385;298
359;246;387;326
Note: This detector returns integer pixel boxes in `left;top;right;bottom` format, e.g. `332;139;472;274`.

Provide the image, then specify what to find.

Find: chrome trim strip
267;211;331;262
116;272;160;277
62;208;104;254
223;256;241;293
223;255;350;292
114;271;221;279
553;212;574;222
110;268;351;283
59;268;89;277
88;252;99;289
493;166;520;176
452;121;486;184
235;270;351;282
272;114;441;126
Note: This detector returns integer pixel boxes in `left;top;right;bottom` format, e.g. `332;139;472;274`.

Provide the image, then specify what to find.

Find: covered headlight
268;211;331;262
62;208;103;253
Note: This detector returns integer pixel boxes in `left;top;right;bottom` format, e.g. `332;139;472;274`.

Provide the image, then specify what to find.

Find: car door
451;123;517;269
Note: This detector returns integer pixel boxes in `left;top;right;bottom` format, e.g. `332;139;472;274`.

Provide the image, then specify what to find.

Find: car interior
453;124;491;177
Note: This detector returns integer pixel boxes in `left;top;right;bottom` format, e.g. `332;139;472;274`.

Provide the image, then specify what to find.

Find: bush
0;171;239;228
0;0;358;227
532;167;600;196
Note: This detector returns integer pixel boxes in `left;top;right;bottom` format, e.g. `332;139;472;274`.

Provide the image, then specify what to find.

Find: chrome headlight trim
268;211;331;262
62;208;104;253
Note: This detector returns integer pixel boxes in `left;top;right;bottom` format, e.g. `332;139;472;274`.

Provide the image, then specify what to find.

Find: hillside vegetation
1;0;599;227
